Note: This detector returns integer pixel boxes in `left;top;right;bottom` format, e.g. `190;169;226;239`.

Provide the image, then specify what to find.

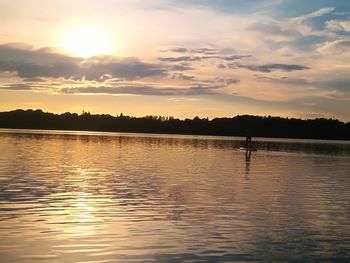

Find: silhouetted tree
0;109;349;140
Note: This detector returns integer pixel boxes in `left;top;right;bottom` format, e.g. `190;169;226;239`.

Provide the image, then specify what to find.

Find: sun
62;25;113;58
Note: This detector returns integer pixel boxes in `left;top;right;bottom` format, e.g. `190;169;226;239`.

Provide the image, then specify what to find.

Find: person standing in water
245;129;252;150
245;136;252;150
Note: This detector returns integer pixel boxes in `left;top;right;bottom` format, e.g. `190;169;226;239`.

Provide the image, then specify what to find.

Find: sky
0;0;349;121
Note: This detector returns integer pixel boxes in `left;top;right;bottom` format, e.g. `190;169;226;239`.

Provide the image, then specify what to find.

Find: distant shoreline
0;109;349;141
2;128;350;145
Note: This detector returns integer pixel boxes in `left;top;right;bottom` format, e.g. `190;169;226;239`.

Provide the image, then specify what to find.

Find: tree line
0;109;349;140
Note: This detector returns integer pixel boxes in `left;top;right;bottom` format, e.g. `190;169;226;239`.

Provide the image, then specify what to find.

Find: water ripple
0;130;350;262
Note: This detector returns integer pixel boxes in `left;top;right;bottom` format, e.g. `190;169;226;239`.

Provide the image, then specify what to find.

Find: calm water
0;129;350;262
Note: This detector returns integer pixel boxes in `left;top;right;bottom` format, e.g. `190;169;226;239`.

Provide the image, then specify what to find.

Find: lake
0;129;350;262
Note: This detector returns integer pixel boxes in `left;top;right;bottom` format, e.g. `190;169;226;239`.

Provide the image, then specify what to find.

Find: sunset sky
0;0;349;120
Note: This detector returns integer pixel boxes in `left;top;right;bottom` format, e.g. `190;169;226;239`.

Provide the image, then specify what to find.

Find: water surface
0;129;350;262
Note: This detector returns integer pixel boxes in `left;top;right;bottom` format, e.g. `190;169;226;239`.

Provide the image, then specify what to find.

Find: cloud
159;45;250;64
169;47;189;53
0;44;78;64
0;44;167;81
158;56;202;62
317;89;350;101
231;63;310;72
248;17;328;43
249;7;336;43
326;20;350;32
161;47;218;54
158;54;248;63
83;60;167;80
0;83;50;91
1;80;221;96
22;77;46;82
160;47;250;59
316;39;350;53
255;76;310;85
60;85;220;96
292;7;335;22
171;73;195;81
223;55;250;61
248;21;296;37
0;83;34;91
0;60;81;79
177;0;283;14
214;77;241;86
315;79;350;93
166;97;200;102
191;48;218;55
169;64;194;71
226;78;240;85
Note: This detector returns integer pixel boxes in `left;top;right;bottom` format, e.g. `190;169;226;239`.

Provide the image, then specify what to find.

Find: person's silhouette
245;135;252;149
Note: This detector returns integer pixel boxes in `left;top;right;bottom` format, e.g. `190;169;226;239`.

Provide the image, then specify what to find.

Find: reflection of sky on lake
0;130;350;262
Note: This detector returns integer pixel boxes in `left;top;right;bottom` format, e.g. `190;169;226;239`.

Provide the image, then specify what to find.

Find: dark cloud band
231;63;310;72
0;44;167;81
